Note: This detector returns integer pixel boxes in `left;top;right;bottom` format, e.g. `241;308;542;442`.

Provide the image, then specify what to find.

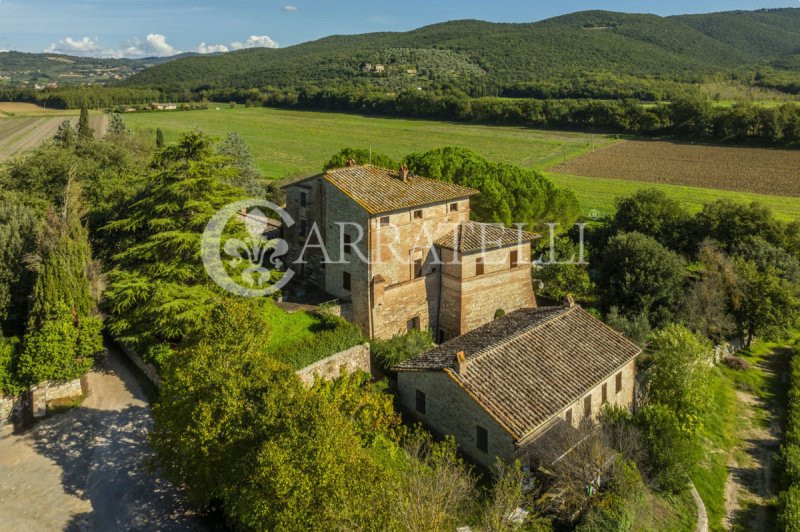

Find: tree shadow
19;350;209;531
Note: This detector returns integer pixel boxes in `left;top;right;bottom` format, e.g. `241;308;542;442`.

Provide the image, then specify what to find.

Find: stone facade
397;371;517;469
283;169;537;340
295;343;371;386
397;359;637;469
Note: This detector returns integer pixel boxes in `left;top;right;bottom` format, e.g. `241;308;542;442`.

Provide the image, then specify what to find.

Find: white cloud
44;33;180;58
230;35;279;51
282;5;298;12
45;36;104;55
194;42;229;54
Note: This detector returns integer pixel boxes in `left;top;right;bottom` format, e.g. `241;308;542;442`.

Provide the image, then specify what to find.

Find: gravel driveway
0;348;203;531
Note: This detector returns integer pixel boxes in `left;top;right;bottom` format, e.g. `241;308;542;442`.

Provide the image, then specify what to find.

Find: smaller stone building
394;300;642;470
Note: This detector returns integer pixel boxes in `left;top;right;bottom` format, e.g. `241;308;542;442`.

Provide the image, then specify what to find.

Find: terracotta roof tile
395;305;641;440
434;221;540;252
286;165;479;215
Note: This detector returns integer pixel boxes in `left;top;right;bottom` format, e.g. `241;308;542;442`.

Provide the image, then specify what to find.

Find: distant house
151;103;177;111
394;300;642;469
374;64;385;73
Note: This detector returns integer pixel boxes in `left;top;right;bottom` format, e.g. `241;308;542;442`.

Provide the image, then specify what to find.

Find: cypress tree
156;128;165;149
77;104;94;141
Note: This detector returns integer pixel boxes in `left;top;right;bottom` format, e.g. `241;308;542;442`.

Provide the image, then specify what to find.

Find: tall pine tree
77;103;94;142
156;128;165;149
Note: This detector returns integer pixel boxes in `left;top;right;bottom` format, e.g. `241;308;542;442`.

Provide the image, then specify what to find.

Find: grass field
122;106;800;221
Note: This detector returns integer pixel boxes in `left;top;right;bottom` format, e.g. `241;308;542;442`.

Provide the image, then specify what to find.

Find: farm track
550;139;800;198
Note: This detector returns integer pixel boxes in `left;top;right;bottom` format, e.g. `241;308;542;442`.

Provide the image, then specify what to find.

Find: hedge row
779;346;800;531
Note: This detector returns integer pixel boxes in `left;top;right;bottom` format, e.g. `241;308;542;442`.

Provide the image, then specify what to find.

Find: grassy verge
633;484;697;531
690;366;739;531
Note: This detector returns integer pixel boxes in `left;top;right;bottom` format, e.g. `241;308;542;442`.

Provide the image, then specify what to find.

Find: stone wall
397;370;517;469
0;394;21;426
118;343;162;388
1;377;86;426
296;343;371;387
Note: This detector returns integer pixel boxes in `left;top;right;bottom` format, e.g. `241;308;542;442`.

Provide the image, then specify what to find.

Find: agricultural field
123;106;800;221
550;140;800;197
0;103;106;161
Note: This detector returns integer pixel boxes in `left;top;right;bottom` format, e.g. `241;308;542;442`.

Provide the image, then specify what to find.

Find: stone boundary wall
118;342;162;389
296;343;370;386
1;377;84;427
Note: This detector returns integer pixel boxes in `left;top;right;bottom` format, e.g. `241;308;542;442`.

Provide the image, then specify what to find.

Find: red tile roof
395;305;641;441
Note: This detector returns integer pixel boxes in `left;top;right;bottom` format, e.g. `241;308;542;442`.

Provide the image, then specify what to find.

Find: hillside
121;8;800;94
0;51;194;86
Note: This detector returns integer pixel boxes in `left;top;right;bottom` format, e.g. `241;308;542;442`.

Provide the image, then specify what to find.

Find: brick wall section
397;371;518;469
398;359;637;469
296;343;371;387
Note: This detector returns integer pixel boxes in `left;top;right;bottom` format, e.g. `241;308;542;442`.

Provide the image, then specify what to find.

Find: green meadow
123;106;800;221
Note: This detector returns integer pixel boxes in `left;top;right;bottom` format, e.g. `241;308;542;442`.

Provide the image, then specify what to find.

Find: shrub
370;329;433;376
779;485;800;532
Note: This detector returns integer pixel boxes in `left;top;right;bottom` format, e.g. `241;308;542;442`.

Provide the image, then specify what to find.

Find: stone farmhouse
282;164;539;340
394;301;642;469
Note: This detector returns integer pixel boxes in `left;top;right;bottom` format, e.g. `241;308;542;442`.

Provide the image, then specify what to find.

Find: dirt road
0;348;203;531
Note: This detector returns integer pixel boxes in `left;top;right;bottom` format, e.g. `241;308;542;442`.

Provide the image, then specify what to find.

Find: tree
645;324;712;433
53;119;75;148
150;298;392;530
731;235;800;284
103;131;249;362
537;236;596;306
597;232;686;327
733;259;798;345
634;403;695;493
371;329;434;376
612;189;691;252
107;113;126;136
77;103;94;141
605;306;651;346
17;180;102;384
694;200;783;252
155;127;165;149
405;146;580;229
323;147;399;171
217;131;274;198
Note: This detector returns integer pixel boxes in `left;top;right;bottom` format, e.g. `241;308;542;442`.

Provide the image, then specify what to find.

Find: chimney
347;159;357;167
454;351;467;375
564;294;576;308
399;164;410;182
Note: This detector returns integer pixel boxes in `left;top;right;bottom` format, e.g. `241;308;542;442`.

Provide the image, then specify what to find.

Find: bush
780;484;800;532
778;347;800;526
370;329;433;376
577;460;643;532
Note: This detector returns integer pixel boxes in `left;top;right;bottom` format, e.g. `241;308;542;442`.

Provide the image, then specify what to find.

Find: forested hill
121;8;800;94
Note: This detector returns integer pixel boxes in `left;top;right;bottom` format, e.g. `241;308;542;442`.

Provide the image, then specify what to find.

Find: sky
0;0;797;57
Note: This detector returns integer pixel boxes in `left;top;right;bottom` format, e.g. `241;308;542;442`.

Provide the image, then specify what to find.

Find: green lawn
261;300;321;352
124;106;799;221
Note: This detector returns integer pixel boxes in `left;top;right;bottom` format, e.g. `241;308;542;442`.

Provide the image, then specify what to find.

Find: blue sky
0;0;796;57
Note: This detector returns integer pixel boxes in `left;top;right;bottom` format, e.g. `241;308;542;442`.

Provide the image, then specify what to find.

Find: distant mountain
119;8;800;94
0;51;199;86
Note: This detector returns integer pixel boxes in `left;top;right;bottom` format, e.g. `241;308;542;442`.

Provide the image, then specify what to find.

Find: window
342;271;351;291
584;395;592;418
299;191;307;208
510;250;519;268
343;233;352;255
413;209;423;220
298;219;308;237
415;389;426;414
477;426;488;453
565;408;573;426
475;257;485;276
380;216;390;227
414;258;424;279
602;383;608;404
407;317;420;332
449;202;459;213
616;372;623;394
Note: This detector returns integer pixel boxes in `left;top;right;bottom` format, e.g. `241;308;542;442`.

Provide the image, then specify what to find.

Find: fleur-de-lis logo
202;200;295;297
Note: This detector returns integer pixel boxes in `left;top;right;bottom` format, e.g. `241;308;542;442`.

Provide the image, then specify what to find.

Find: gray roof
395;305;642;440
283;165;478;215
434;221;540;253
